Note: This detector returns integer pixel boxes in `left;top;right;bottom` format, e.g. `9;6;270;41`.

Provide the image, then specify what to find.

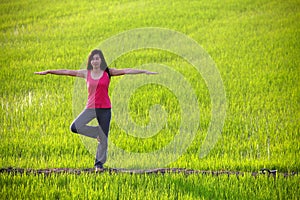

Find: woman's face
91;54;101;68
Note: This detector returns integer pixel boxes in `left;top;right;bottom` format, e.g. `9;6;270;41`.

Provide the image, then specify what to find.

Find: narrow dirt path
0;167;298;178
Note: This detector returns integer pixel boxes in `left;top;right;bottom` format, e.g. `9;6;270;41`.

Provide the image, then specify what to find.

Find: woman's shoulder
76;69;88;78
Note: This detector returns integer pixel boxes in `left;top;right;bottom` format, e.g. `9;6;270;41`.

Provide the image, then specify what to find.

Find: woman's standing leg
94;108;111;168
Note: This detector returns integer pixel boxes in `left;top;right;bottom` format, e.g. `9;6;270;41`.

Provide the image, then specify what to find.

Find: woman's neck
92;67;103;73
90;68;104;80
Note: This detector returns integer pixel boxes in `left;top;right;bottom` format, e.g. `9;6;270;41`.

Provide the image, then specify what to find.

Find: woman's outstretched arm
109;68;158;76
35;69;87;78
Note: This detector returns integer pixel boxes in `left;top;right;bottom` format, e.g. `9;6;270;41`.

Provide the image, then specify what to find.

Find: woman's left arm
110;68;158;76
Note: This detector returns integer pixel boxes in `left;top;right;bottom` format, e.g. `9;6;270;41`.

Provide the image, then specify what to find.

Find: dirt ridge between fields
0;167;298;178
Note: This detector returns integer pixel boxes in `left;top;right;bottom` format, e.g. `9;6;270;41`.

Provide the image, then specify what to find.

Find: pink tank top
86;70;111;109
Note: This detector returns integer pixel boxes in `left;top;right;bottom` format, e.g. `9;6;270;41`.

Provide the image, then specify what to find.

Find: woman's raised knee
70;123;78;133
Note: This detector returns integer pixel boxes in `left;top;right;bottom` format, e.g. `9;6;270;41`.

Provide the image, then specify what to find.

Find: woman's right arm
35;69;87;78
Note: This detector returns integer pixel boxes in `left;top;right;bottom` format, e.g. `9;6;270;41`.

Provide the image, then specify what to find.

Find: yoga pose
35;49;157;171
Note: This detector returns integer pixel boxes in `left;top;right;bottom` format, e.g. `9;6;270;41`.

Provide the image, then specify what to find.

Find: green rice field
0;0;299;199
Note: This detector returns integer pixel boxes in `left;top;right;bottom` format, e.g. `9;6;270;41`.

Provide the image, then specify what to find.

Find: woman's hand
145;71;158;75
34;70;49;75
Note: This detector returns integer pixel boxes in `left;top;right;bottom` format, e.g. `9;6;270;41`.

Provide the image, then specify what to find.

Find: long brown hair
87;49;111;78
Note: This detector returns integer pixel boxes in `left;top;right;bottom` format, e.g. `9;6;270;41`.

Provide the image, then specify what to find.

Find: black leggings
70;108;111;138
70;108;111;166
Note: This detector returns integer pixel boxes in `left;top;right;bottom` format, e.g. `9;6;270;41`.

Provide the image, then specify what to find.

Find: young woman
35;49;157;171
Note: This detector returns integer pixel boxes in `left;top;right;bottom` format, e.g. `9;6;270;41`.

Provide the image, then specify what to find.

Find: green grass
0;0;299;199
1;172;299;200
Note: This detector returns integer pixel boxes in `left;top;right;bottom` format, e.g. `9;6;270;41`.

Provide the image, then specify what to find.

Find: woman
35;49;157;172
